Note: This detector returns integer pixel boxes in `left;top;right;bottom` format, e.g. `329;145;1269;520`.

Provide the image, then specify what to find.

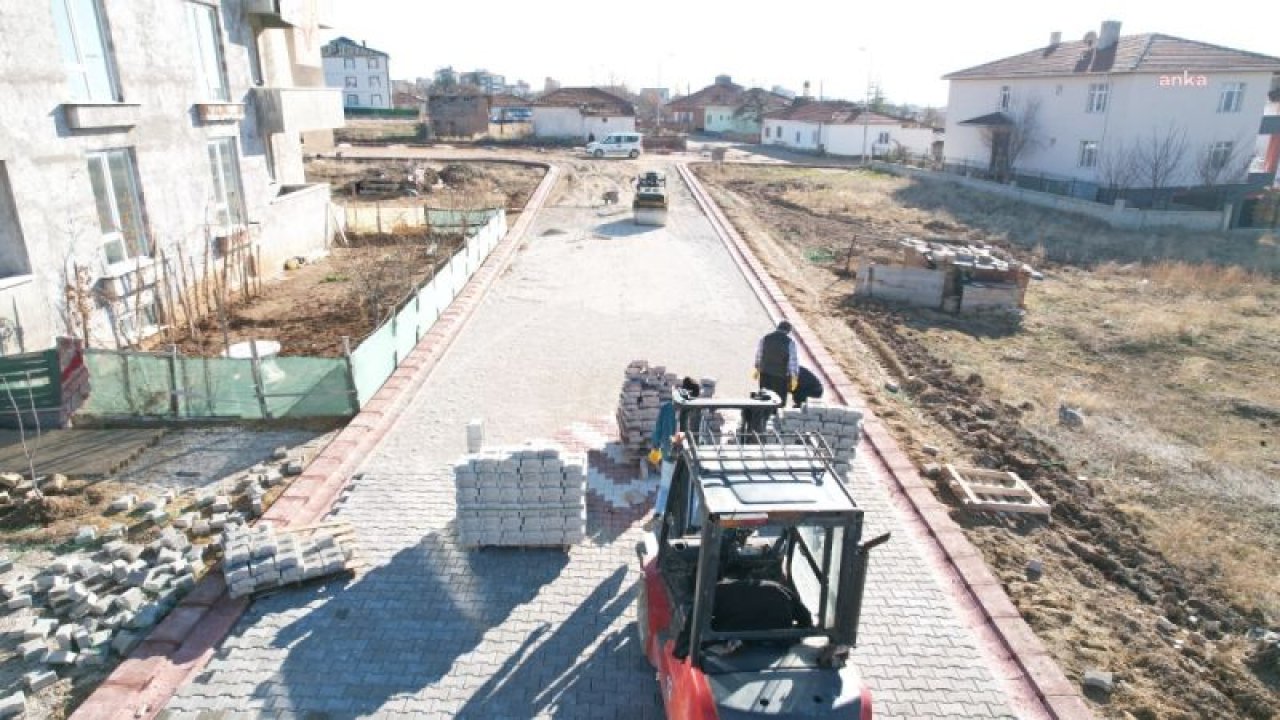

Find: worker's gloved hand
647;447;662;466
789;375;799;392
751;368;760;381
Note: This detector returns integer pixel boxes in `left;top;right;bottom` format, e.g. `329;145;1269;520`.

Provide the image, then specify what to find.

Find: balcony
253;87;344;134
63;103;141;130
245;0;334;29
196;102;246;124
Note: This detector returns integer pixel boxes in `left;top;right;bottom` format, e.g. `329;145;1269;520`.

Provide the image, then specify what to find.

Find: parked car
586;132;643;159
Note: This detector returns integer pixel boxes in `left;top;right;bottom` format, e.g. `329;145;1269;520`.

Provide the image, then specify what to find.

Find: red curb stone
1045;694;1094;720
99;657;155;691
1017;652;1079;699
678;163;1079;720
971;582;1024;621
68;687;141;720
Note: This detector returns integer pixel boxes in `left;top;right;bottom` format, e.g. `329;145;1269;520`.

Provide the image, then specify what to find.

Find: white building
531;88;635;140
0;0;343;353
322;37;391;109
943;21;1280;201
761;101;940;158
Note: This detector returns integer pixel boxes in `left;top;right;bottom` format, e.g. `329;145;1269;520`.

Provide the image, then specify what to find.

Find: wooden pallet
943;465;1051;517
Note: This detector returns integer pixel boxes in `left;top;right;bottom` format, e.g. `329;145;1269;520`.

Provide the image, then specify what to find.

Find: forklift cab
637;394;889;718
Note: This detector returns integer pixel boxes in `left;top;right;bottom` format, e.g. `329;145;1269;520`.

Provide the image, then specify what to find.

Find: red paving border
676;163;1093;720
69;162;562;720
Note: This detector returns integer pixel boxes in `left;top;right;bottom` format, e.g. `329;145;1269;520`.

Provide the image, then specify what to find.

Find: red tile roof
488;92;528;107
666;81;745;110
763;101;902;125
945;33;1280;79
532;87;634;116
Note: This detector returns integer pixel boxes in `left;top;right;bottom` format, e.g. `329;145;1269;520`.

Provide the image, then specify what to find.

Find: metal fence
75;210;508;422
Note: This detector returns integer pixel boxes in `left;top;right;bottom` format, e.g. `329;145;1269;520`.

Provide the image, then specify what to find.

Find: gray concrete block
67;582;90;603
5;594;32;610
18;638;46;662
0;691;25;718
138;497;166;513
103;523;126;539
146;509;170;525
72;627;92;651
111;630;140;656
25;669;56;693
124;604;163;630
210;496;232;513
23;618;56;640
109;494;136;512
45;649;77;665
116;588;145;612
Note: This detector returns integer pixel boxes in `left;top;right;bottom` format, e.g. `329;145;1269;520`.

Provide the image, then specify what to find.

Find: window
1079;140;1099;168
369;76;381;88
1218;82;1245;113
87;150;148;268
368;57;379;69
1207;141;1234;169
795;131;800;143
207;139;245;230
51;0;119;101
877;131;890;144
187;2;228;101
999;85;1011;111
345;93;358;106
344;76;357;88
1086;83;1109;113
343;58;355;69
371;94;382;106
0;163;33;279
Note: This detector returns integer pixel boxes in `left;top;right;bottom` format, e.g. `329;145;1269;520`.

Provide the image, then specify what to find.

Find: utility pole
860;48;873;165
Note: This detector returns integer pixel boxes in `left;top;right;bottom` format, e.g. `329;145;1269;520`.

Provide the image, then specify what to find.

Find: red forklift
636;391;890;719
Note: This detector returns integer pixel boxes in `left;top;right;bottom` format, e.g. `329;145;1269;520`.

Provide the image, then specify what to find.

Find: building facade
666;77;790;136
322;36;390;109
531;88;635;140
944;21;1280;202
762;101;938;157
0;0;344;352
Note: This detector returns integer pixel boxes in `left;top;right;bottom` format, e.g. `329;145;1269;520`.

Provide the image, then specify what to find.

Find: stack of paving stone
222;524;357;599
454;445;587;548
616;361;676;463
617;363;727;461
1;529;206;677
770;400;863;480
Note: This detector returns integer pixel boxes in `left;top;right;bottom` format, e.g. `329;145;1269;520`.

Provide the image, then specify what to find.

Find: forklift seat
711;578;814;632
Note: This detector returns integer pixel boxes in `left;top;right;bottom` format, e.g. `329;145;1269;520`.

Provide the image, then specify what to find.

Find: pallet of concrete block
943;465;1051;517
453;445;586;549
223;522;359;599
771;400;863;481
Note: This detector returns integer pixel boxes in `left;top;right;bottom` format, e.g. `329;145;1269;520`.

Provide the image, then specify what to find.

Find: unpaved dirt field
696;163;1280;720
307;157;544;212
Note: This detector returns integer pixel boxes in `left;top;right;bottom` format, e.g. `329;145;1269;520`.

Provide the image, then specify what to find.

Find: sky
321;0;1280;107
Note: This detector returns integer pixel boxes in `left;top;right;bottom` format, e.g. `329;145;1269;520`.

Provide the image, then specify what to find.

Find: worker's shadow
455;565;662;719
240;527;567;716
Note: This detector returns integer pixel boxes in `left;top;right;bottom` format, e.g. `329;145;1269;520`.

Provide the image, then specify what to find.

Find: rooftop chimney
1049;31;1061;47
1083;31;1097;47
1097;20;1121;50
802;80;811;98
715;74;733;86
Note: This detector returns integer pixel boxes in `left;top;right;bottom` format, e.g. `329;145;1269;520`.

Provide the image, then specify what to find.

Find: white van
586;132;643;159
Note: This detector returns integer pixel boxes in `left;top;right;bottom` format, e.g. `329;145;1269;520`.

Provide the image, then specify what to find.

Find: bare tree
981;96;1044;182
1131;123;1189;202
1097;140;1139;193
1193;134;1256;187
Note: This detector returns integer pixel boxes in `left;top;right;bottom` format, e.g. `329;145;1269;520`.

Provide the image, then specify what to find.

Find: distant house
943;20;1280;200
489;93;531;122
761;101;939;157
665;76;790;135
531;87;635;140
428;91;489;138
322;37;391;109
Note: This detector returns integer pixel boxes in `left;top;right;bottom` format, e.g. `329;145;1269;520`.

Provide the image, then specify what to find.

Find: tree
920;107;943;128
1097;140;1139;193
980;96;1043;182
1131;123;1189;204
1193;134;1255;188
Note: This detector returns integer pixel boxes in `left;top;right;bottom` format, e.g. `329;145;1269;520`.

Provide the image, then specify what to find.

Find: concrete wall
945;70;1274;186
873;161;1231;230
256;183;334;275
0;0;338;351
854;264;945;307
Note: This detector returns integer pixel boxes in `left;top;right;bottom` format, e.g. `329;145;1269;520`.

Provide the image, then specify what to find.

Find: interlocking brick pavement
162;160;1020;719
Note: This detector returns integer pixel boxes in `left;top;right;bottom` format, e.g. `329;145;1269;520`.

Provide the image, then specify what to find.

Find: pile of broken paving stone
222;524;357;599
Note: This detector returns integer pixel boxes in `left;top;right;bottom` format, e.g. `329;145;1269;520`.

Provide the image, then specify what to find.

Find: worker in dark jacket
753;320;798;407
791;366;824;408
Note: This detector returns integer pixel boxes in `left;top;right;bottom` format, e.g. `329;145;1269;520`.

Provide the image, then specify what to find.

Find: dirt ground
307;157;545;213
695;163;1280;720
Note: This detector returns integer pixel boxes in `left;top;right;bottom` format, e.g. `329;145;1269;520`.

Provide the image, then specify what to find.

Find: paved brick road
163;158;1018;719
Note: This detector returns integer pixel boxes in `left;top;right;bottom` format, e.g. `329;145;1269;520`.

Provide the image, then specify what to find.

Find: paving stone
138;497;166;513
116;587;146;612
45;649;77;665
25;669;57;692
210;496;232;513
75;526;97;544
23;618;57;640
173;512;198;530
1084;669;1115;694
146;509;170;525
17;638;46;661
102;523;126;539
5;593;32;610
0;691;24;718
89;629;112;648
124;604;164;630
209;513;228;530
0;557;13;574
284;460;304;476
109;494;136;512
72;627;92;651
111;629;140;656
